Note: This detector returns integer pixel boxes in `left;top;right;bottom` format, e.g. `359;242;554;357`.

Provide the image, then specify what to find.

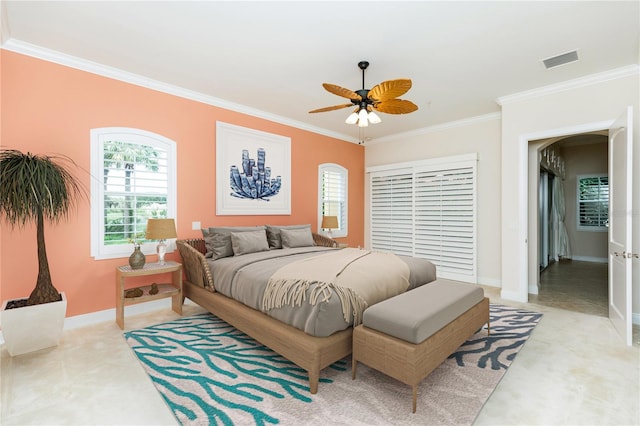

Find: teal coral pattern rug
125;304;542;425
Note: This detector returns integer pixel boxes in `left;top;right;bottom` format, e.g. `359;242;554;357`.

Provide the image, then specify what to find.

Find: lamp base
157;240;167;265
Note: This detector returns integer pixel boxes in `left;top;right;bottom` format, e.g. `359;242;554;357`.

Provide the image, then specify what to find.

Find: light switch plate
192;221;201;230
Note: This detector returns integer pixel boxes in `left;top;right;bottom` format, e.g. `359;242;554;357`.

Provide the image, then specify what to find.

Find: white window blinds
368;154;477;283
577;174;608;231
90;127;177;260
318;163;348;237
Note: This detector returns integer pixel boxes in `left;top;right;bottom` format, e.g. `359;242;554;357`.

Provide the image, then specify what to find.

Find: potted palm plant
0;149;86;356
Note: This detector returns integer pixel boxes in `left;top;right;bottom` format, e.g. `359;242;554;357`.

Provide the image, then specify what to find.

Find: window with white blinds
318;163;348;237
91;127;177;259
368;154;477;282
576;174;608;231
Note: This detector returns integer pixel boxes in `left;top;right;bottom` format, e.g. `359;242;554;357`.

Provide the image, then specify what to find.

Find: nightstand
115;261;183;329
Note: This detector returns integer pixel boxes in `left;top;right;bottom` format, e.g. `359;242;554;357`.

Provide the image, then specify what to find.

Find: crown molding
1;38;358;144
496;64;640;106
367;112;501;145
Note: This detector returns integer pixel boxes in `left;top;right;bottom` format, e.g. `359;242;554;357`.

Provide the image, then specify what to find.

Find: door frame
517;119;614;302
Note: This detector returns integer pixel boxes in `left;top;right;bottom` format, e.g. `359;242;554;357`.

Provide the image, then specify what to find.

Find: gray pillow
231;230;270;256
266;224;312;249
280;227;315;248
201;226;264;259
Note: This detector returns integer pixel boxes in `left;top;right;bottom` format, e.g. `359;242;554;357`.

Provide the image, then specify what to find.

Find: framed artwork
216;122;291;215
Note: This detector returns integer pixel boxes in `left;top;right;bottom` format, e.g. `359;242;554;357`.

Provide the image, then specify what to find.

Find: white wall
499;68;640;318
365;114;502;287
366;66;639;323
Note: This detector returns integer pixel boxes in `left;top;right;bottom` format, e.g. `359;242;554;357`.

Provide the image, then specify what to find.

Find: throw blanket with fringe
262;248;410;326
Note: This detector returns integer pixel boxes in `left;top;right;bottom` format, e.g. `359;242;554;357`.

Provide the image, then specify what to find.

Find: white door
608;106;633;346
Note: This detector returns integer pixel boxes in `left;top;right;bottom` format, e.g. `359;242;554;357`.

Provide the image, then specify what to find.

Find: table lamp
145;218;177;265
321;215;339;238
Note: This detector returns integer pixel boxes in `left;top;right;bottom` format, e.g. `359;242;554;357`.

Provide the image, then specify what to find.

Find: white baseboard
0;298;197;346
570;256;608;263
500;289;528;303
528;284;539;295
64;298;176;330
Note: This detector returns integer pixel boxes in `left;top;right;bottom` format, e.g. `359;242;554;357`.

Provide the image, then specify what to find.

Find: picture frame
216;122;291;215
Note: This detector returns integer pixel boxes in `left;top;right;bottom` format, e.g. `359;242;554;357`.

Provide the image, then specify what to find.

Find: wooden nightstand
115;261;183;329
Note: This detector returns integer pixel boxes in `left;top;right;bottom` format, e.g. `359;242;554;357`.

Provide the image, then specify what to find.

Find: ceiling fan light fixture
310;61;417;127
368;110;382;124
345;111;359;124
358;108;369;127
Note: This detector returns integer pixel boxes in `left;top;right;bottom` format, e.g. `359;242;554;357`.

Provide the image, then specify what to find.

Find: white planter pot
1;292;67;356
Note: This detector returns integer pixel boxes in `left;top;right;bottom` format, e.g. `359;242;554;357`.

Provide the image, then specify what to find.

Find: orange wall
0;50;365;317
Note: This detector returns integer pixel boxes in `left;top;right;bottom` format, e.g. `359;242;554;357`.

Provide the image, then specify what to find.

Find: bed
176;226;437;393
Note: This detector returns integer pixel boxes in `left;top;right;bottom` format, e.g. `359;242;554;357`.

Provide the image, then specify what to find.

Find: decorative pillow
280;227;315;248
231;230;270;256
266;224;312;249
201;226;264;259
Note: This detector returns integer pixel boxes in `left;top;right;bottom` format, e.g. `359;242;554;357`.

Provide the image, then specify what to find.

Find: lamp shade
145;218;177;240
368;110;382;124
345;111;359;124
357;108;369;127
321;215;339;230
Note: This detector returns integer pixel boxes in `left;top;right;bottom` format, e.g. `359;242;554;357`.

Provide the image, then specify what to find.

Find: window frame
317;163;348;238
576;173;608;232
90;127;177;260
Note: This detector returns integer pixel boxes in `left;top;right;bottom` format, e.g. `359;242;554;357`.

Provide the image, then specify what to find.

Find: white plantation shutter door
370;172;414;256
369;154;477;283
414;164;476;281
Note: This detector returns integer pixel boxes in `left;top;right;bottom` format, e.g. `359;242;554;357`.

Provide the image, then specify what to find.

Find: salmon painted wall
0;50;365;317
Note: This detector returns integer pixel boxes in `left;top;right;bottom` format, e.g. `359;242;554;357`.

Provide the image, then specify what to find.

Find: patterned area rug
125;304;542;425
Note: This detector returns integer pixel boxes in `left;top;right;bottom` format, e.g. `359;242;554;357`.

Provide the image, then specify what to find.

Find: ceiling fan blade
308;103;354;113
368;79;412;102
374;99;419;114
322;83;361;101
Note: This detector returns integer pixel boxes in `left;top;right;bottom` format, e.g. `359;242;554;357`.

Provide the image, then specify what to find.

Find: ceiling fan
309;61;418;127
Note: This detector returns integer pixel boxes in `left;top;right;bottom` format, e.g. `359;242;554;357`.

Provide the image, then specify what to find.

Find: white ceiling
2;1;639;143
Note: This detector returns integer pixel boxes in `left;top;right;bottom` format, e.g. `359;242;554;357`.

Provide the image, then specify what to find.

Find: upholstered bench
352;279;490;413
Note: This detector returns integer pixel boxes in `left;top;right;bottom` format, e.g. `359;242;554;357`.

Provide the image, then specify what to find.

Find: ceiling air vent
543;50;579;69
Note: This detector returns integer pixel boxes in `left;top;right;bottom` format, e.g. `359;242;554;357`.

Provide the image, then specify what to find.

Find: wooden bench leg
308;370;319;394
352;358;358;379
412;385;417;413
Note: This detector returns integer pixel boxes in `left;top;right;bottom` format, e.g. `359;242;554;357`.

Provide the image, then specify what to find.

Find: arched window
90;127;177;259
318;163;348;238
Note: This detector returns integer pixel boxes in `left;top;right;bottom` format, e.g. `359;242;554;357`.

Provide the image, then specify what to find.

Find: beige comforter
263;248;410;325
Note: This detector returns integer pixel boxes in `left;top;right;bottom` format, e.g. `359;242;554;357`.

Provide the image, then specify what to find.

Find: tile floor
1;275;639;425
530;260;609;317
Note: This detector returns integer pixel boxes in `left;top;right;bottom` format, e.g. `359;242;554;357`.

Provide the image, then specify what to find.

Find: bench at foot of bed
352;279;490;413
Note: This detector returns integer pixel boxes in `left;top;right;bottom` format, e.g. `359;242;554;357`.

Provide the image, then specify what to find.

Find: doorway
529;133;609;316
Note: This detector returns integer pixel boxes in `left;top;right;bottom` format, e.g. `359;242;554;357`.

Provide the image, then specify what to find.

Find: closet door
369;155;477;283
414;162;476;282
370;171;414;256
